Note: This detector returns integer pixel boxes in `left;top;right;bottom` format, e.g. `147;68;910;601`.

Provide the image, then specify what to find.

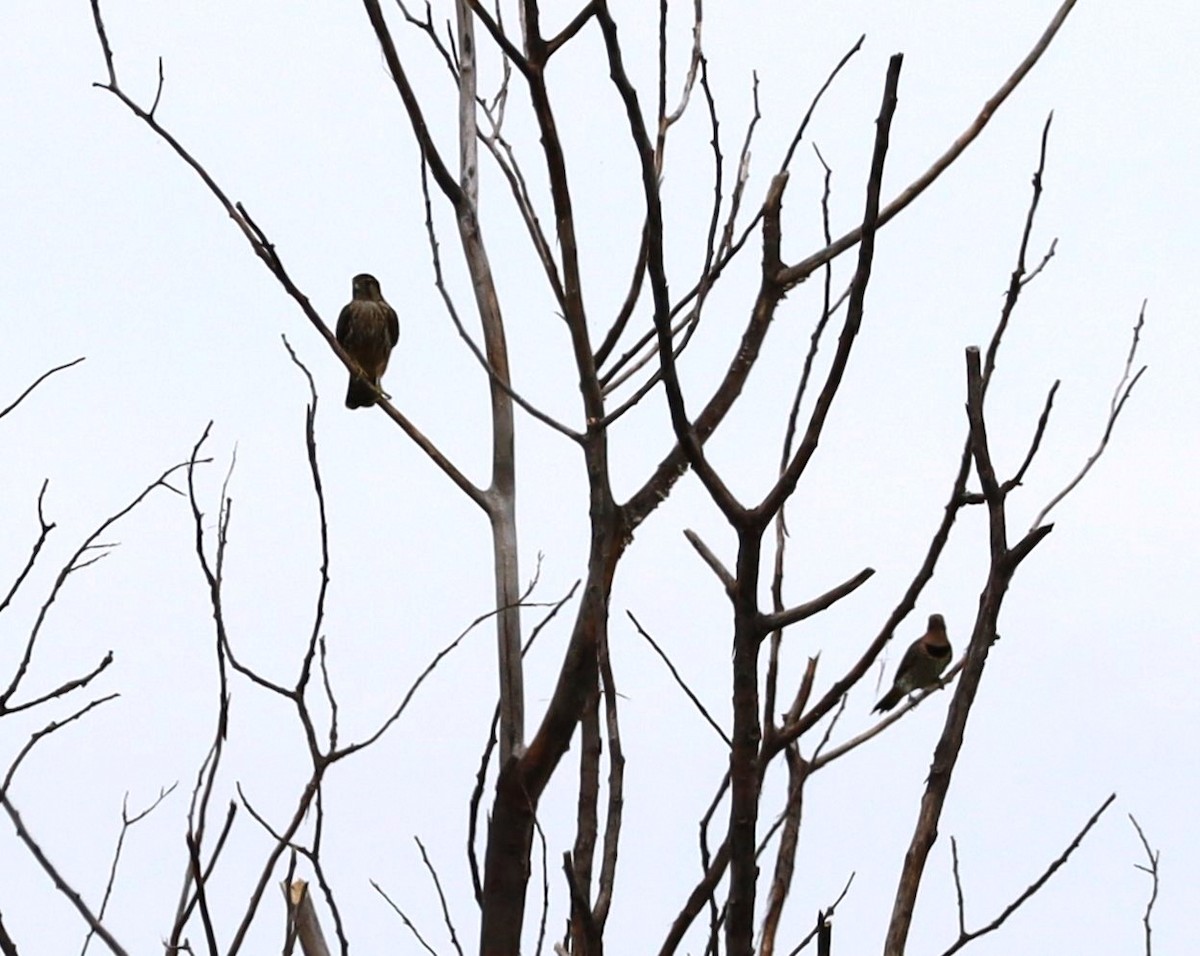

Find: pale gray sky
1;2;1195;954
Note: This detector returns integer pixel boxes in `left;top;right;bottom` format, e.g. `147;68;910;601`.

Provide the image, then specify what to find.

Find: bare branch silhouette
0;795;129;956
627;611;730;747
372;880;441;956
82;785;178;956
0;357;85;421
937;795;1116;955
1031;303;1147;530
416;837;465;956
1129;814;1160;956
65;3;1140;953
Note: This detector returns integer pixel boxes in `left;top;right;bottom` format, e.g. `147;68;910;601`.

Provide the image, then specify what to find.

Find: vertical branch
763;147;837;746
452;0;526;764
726;56;901;956
591;628;624;931
1129;815;1159;956
754;56;901;522
882;349;1054;956
478;1;632;950
571;683;602;952
758;747;806;956
363;0;525;764
457;1;479;208
724;529;763;956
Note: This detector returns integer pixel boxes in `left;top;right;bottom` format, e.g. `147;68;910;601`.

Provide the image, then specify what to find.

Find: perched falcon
335;273;399;409
873;613;952;713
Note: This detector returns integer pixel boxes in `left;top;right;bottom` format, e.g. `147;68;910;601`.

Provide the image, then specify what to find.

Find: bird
872;613;952;713
335;273;399;409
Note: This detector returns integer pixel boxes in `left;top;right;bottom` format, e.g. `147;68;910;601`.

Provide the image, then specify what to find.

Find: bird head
352;273;383;301
928;613;946;631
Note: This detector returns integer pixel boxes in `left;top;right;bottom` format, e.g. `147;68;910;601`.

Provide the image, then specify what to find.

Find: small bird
335;273;399;409
872;613;952;713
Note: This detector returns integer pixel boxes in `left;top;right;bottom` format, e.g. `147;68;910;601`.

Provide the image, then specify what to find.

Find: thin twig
0;481;55;619
1030;304;1147;529
2;652;114;717
0;795;129;956
0;460;192;711
1129;814;1159;956
778;37;864;174
338;590;566;759
806;660;965;772
938;794;1116;955
371;880;440;956
185;832;219;956
2;695;119;795
627;611;730;747
0;357;85;421
416;157;580;441
1000;380;1060;494
780;0;1082;288
82;785;178;956
985;113;1055;386
415;837;464;956
950;837;967;936
533;803;550;956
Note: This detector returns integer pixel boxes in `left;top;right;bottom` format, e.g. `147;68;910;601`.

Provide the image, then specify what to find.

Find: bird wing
891;638;925;687
386;304;399;347
335;303;354;344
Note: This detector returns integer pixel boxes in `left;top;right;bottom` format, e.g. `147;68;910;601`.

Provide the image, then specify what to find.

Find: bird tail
345;377;377;409
872;688;903;713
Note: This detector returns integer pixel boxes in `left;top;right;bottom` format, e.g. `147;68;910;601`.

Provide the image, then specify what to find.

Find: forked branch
939;795;1115;955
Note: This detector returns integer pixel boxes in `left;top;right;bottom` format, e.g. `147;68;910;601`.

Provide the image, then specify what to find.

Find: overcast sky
1;2;1196;954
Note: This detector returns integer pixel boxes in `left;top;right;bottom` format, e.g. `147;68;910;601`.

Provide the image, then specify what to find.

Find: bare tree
1;1;1151;954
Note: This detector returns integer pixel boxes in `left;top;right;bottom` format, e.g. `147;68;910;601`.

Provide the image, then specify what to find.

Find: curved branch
1030;304;1147;530
0;357;85;421
779;0;1080;289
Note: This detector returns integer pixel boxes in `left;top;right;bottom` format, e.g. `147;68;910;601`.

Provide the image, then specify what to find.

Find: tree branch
779;0;1081;288
938;795;1116;955
1030;303;1147;530
759;568;875;633
1129;814;1160;956
0;794;129;956
0;358;85;421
